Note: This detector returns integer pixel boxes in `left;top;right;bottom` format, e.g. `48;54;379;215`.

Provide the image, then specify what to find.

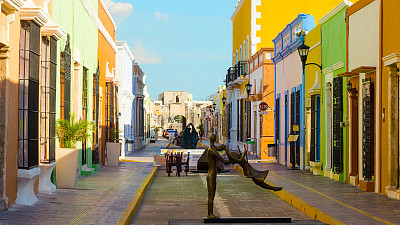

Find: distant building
153;91;211;132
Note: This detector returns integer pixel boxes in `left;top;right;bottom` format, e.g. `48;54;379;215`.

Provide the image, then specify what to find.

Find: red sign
259;102;268;111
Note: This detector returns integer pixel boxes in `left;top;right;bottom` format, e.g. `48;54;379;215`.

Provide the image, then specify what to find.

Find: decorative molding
116;41;135;62
231;0;244;21
80;0;117;53
2;0;23;14
382;53;400;67
20;4;50;27
318;0;353;25
322;67;333;75
98;0;117;30
41;25;66;40
308;71;321;95
332;61;345;70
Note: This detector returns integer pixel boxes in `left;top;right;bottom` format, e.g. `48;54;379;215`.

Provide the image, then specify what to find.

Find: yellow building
228;0;346;157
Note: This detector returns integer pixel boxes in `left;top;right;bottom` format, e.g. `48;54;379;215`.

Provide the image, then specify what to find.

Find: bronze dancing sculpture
204;134;282;219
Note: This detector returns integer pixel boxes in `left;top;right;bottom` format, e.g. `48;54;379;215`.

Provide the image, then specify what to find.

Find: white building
116;41;135;157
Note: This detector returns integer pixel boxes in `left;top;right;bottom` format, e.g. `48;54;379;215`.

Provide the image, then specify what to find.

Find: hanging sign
259;102;268;111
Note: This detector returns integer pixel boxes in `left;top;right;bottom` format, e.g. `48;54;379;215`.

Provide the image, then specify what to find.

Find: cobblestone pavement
253;163;400;225
0;140;164;225
132;169;312;225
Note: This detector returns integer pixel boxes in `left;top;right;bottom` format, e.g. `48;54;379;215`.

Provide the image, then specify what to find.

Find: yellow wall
5;12;21;207
304;25;321;101
232;0;252;64
258;0;349;50
380;0;400;194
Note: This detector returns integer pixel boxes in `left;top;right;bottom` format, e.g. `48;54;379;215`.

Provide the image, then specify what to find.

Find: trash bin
268;144;276;157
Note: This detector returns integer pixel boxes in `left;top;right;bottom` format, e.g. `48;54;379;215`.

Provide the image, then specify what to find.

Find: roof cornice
231;0;244;21
318;0;353;25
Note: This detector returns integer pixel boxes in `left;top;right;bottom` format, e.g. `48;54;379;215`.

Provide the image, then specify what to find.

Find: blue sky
106;0;234;100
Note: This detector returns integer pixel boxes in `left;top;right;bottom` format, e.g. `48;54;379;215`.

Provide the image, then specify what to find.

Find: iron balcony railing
226;67;236;85
235;61;248;78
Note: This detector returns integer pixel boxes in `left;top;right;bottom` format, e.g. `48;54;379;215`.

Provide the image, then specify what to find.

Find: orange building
381;0;400;199
247;48;274;159
97;0;117;165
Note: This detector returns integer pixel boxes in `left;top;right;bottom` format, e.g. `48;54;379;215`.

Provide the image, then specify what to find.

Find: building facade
133;63;145;150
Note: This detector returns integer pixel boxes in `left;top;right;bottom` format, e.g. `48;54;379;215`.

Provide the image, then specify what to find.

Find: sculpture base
204;217;291;223
169;218;327;224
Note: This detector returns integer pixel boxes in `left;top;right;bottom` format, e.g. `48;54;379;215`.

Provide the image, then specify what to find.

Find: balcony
226;67;236;88
225;61;248;88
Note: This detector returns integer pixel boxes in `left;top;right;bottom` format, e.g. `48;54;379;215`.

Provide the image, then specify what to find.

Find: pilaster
324;82;332;178
0;46;10;211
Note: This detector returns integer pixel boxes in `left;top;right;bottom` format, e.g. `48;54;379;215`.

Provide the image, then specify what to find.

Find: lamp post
297;36;322;167
245;82;253;148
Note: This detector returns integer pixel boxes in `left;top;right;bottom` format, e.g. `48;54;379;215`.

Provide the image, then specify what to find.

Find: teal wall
321;6;348;182
52;0;99;174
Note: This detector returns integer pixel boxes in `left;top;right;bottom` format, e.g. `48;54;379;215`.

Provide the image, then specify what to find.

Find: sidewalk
250;162;400;225
0;141;163;225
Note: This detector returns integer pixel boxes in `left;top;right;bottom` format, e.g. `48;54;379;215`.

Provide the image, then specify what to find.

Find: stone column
0;46;10;211
387;65;399;189
324;82;332;177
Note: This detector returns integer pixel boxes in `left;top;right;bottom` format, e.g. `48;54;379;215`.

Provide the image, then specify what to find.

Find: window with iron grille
60;34;71;121
246;100;251;140
114;86;119;137
40;36;56;163
18;20;40;169
92;65;100;164
237;100;240;142
310;95;321;162
227;103;231;140
333;77;343;173
82;67;88;164
105;82;114;142
138;98;144;137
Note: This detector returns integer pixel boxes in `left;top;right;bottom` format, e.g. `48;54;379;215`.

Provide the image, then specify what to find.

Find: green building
319;1;352;182
52;0;99;176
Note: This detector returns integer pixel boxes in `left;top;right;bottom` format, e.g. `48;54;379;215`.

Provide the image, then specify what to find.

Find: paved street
0;141;164;225
132;169;311;225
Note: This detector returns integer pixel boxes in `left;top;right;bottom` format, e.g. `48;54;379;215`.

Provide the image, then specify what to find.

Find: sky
105;0;235;101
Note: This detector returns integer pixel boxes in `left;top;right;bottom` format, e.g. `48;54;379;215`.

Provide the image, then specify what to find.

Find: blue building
272;14;316;169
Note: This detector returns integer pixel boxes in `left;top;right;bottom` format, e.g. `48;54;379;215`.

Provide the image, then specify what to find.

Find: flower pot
107;142;121;167
55;148;79;189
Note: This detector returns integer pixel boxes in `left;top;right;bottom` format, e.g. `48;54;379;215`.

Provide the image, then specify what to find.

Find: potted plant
55;113;93;188
106;126;121;167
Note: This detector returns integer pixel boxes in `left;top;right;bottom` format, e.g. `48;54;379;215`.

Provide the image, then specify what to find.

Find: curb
232;166;345;225
117;166;159;225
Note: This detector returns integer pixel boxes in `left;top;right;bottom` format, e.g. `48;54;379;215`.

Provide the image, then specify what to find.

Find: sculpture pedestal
15;167;41;205
39;162;57;194
203;217;291;223
169;218;327;224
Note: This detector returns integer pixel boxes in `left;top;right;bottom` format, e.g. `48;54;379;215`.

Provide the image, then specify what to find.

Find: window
60;34;71;121
18;20;40;169
105;82;114;142
82;67;88;164
310;95;321;162
227;103;231;140
176;95;179;103
40;36;57;163
114;86;119;136
137;98;144;137
275;97;280;142
92;65;100;164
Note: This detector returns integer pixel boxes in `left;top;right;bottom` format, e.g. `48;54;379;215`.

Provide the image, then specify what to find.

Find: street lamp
245;83;252;97
347;79;353;92
297;43;321;71
222;97;227;105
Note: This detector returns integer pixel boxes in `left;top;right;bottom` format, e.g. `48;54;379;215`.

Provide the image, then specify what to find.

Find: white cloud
132;40;163;65
103;0;133;23
155;11;169;23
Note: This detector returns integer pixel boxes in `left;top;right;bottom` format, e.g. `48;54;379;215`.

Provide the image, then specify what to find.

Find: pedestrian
199;130;203;142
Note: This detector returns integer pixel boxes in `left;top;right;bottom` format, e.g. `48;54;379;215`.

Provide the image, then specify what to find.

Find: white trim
251;0;261;55
116;41;135;62
41;25;66;40
318;0;353;25
382;53;400;67
231;0;244;21
20;5;49;27
332;61;345;70
98;0;117;30
80;0;117;53
309;41;321;51
322;67;333;75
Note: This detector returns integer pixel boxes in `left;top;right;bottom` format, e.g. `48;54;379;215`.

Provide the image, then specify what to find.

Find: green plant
108;126;122;143
56;113;94;149
154;126;161;133
196;123;204;133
